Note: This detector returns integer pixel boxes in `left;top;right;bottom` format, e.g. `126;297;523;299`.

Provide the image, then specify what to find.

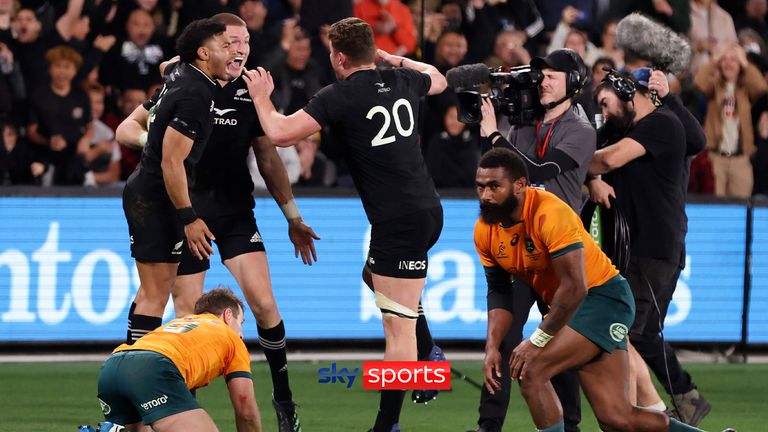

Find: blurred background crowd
0;0;766;199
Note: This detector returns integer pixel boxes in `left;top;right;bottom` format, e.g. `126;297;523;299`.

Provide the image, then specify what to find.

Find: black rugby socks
373;390;405;431
258;320;292;402
416;302;435;360
126;302;162;344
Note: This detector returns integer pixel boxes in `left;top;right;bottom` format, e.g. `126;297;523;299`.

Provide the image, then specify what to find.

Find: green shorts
97;350;200;426
568;275;636;352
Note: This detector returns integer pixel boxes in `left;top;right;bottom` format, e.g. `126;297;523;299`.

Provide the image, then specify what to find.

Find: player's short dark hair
176;18;227;64
328;17;375;65
211;12;246;27
194;287;244;318
478;148;528;181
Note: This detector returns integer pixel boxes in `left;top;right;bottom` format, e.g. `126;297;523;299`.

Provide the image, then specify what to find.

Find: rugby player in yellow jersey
473;148;706;432
97;288;260;432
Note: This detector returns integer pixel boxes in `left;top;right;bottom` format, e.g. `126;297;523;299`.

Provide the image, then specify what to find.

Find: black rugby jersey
132;62;219;191
303;68;440;223
145;63;265;217
190;76;265;217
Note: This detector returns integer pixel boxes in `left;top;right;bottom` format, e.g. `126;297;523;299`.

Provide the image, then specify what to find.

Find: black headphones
563;49;588;96
602;68;636;102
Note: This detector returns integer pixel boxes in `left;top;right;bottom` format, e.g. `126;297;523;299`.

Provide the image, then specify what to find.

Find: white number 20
366;98;415;147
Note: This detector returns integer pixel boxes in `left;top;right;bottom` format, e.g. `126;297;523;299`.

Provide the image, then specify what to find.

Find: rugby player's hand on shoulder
483;348;503;394
510;339;543;381
184;219;216;260
288;218;320;266
243;67;275;101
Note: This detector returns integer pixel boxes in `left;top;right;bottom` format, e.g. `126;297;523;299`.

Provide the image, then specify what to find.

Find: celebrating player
121;18;233;344
116;13;317;432
243;17;447;432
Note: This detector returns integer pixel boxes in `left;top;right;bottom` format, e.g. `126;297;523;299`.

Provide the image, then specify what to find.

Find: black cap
531;49;581;74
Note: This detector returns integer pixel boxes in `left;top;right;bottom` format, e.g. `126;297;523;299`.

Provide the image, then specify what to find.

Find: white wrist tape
280;198;301;220
529;328;554;348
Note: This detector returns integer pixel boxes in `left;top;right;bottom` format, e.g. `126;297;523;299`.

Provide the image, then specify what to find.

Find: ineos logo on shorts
140;394;169;411
609;323;628;342
398;260;426;271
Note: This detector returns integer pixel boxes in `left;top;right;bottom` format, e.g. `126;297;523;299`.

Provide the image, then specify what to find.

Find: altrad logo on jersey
374;82;391;93
213;107;238;126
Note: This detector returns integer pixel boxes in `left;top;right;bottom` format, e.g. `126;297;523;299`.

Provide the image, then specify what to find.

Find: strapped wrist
529;327;554;348
280;198;301;221
488;131;502;143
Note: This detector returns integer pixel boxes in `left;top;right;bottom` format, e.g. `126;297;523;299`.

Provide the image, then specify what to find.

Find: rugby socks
668;418;704;432
258;321;292;402
126;302;162;345
373;390;405;432
537;420;564;432
416;302;434;360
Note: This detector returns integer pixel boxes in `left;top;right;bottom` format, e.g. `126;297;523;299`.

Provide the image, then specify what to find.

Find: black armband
176;207;197;225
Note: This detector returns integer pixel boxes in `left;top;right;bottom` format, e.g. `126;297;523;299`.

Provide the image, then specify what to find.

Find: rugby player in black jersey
117;13;318;432
121;18;233;348
243;17;448;432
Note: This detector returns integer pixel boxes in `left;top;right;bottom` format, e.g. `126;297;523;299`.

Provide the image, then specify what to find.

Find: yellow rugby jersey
474;187;619;305
113;313;251;389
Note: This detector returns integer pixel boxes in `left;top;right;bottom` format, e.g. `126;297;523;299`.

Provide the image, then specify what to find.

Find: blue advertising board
0;198;753;343
748;206;768;343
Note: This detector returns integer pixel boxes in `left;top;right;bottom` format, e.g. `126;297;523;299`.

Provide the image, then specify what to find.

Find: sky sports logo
317;361;451;390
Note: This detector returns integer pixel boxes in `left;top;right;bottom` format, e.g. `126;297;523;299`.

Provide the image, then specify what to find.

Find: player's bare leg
226;251;298;432
579;349;676;431
128;262;178;343
151;409;220;432
225;252;280;328
372;274;424;361
172;272;206;317
369;273;425;432
516;326;604;429
629;340;667;410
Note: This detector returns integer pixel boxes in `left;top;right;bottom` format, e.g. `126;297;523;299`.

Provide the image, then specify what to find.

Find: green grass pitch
0;360;763;431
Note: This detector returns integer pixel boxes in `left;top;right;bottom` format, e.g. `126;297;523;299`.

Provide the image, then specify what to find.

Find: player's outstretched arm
227;377;262;432
243;67;322;146
253;136;320;265
116;104;149;149
376;48;448;95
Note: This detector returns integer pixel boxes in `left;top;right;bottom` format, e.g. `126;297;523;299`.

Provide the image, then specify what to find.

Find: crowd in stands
0;0;767;198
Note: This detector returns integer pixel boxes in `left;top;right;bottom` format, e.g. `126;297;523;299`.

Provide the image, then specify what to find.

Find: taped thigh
375;291;418;319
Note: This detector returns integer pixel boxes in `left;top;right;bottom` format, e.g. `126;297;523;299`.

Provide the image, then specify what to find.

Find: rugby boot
411;345;446;404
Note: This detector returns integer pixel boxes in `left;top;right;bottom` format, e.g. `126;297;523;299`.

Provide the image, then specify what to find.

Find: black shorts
177;212;266;276
123;183;184;263
367;206;443;279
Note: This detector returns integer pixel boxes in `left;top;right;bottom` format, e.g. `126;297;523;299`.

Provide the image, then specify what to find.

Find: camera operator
469;48;595;432
587;70;711;427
